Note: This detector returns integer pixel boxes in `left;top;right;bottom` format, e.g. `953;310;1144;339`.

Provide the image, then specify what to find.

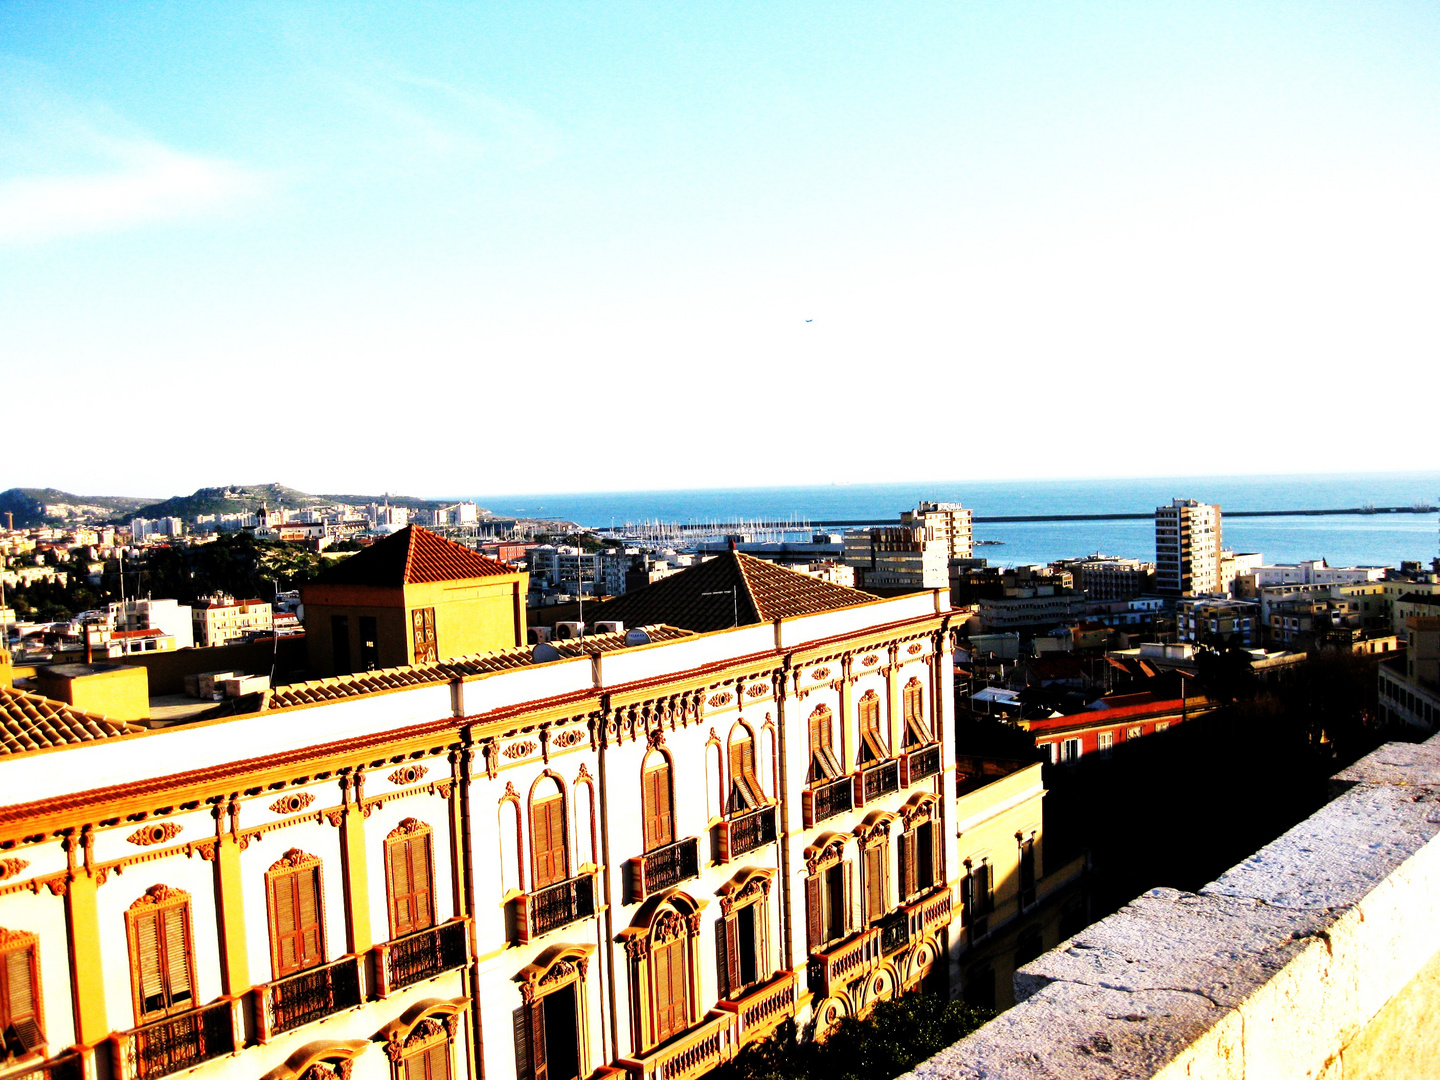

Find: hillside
0;487;154;528
129;484;470;521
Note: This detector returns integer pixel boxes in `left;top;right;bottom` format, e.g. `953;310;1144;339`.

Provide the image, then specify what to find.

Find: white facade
1155;499;1222;597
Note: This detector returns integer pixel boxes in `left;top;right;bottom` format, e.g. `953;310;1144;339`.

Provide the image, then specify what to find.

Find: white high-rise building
901;501;975;561
1155;498;1222;597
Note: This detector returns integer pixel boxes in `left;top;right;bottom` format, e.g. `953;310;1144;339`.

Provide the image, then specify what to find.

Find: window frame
803;837;853;952
714;871;773;1001
124;885;197;1024
412;607;438;664
0;929;44;1063
807;705;841;782
265;849;327;980
640;751;675;853
727;725;765;814
385;820;436;940
529;782;570;892
902;678;930;747
856;690;888;764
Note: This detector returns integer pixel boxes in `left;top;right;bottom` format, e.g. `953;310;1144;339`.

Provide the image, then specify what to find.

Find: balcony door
641;753;674;852
531;782;568;891
651;937;688;1044
541;982;580;1080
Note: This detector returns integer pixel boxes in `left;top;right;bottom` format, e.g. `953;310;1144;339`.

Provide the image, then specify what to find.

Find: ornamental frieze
388;764;429;785
551;727;587;749
502;740;538;760
0;858;30;881
127;822;183;847
707;692;733;708
269;792;315;815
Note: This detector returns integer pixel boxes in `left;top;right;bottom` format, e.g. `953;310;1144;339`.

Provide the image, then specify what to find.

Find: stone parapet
905;735;1440;1079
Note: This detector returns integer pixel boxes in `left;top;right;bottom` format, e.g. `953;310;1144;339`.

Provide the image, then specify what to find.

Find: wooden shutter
1;943;41;1050
917;823;935;892
272;873;300;975
805;876;823;951
932;823;946;888
389;833;435;937
843;862;855;936
642;761;673;851
425;1041;450;1080
161;905;193;1008
899;832;918;900
513;1006;533;1080
271;866;323;976
724;917;741;996
413;608;438;664
729;736;760;809
297;868;322;966
652;939;687;1043
530;999;548;1080
134;909;166;1015
865;846;884;922
532;797;567;890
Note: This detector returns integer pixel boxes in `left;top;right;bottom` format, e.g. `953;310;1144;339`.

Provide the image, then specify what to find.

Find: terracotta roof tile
0;686;141;755
583;550;872;634
262;624;693;710
314;526;516;588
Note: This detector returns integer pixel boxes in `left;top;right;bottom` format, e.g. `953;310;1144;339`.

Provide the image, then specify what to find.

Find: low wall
116;636;309;695
907;735;1440;1079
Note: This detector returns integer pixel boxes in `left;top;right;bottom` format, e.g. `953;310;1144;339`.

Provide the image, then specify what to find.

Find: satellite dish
531;643;562;664
624;629;651;647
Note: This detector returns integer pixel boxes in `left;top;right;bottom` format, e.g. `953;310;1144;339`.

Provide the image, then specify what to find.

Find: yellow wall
403;574;528;663
36;663;150;722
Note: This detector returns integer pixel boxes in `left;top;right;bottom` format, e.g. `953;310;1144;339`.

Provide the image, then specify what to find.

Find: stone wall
905;735;1440;1079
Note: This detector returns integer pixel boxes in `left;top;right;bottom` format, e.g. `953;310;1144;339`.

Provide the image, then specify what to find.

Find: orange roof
1;686;142;755
314;526;516;588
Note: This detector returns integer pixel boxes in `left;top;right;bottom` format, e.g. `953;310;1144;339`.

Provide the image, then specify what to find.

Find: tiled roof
262;624;693;710
314;526;516;587
0;686;141;755
583;550;873;635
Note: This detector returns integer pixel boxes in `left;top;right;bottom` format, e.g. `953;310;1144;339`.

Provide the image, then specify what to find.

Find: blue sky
3;3;1438;498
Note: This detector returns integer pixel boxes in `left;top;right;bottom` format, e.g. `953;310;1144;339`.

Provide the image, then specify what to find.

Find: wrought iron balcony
854;759;900;806
879;909;910;956
899;743;941;787
617;1010;738;1080
375;917;470;995
113;999;236;1080
714;970;800;1048
255;954;363;1040
802;775;853;828
715;806;777;863
509;869;598;944
807;928;881;1000
627;836;700;904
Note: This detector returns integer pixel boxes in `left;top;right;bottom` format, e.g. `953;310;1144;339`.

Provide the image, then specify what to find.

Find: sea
469;471;1440;570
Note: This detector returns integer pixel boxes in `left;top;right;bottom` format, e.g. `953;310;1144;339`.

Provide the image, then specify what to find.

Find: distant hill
0;487;154;528
129;484;473;522
4;483;484;528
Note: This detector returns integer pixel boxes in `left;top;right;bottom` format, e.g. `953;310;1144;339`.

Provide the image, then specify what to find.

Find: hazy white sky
3;2;1438;498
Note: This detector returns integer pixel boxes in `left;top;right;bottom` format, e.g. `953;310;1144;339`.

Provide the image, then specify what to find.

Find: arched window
903;678;929;746
807;705;840;781
727;725;764;813
857;690;887;763
530;777;569;890
641;752;674;852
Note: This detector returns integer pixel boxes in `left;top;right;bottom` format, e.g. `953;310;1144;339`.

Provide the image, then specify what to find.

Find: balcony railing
904;885;953;940
854;759;900;806
715;970;800;1047
627;837;700;904
510;870;598;944
255;954;363;1041
114;999;236;1080
715;806;777;863
375;917;470;996
899;743;941;787
802;775;853;828
618;1010;738;1080
10;1054;84;1080
807;928;881;1000
879;909;910;956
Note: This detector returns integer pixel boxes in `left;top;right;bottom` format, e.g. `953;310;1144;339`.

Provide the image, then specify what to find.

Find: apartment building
191;596;274;647
1154;499;1222;597
1069;556;1155;602
1378;617;1440;733
844;503;973;592
0;542;1084;1080
900;502;974;562
1176;598;1260;647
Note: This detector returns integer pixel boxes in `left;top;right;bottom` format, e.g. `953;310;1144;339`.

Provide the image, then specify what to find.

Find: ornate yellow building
0;545;1079;1080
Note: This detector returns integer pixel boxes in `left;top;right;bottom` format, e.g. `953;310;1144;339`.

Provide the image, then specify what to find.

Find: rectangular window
903;681;929;747
1061;739;1082;764
267;862;325;977
651;938;688;1044
127;895;195;1021
642;760;674;851
805;862;852;950
864;844;887;923
404;1040;451;1080
531;796;568;890
1097;732;1114;759
359;616;378;671
808;708;840;781
1126;726;1143;739
386;829;435;939
412;607;438;664
728;736;764;812
857;693;887;764
332;615;351;675
1156;721;1170;732
960;861;992;925
0;935;43;1059
716;897;769;999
